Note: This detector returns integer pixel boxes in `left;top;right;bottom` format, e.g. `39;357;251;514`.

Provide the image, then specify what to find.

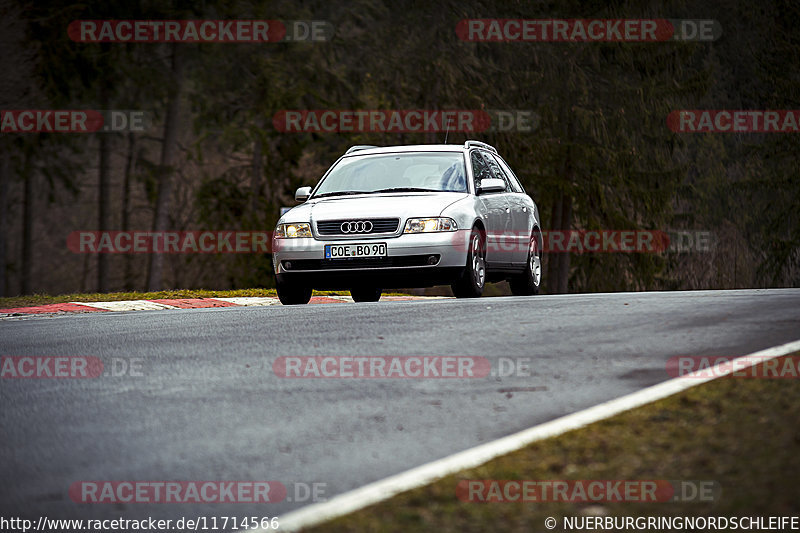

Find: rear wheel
451;228;486;298
350;287;382;302
509;233;542;296
276;278;312;305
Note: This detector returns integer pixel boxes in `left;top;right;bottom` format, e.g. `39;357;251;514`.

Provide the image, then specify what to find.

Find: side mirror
477;178;505;194
295;186;312;202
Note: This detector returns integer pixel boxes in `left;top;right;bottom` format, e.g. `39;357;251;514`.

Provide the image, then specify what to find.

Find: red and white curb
0;296;449;318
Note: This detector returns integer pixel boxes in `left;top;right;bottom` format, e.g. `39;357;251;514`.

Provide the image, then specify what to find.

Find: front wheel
350;287;382;302
276;278;312;305
451;228;486;298
509;233;542;296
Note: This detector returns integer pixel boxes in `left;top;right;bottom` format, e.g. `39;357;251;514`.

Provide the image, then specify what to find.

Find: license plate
325;243;387;259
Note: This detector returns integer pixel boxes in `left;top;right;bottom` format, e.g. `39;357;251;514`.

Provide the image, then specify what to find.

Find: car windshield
313;152;467;197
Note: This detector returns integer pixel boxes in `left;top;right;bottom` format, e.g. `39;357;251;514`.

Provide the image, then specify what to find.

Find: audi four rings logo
341;220;374;233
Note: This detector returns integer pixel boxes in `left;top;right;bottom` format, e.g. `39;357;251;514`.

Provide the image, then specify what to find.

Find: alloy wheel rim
530;238;542;286
472;234;486;288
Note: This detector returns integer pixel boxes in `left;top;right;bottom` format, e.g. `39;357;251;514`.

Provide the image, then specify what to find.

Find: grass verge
310;354;800;532
0;288;412;309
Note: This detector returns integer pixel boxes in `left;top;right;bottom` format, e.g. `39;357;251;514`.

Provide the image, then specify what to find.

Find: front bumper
272;231;469;289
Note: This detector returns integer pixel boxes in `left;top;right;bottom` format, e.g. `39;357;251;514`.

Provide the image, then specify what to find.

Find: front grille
316;218;399;236
282;254;439;271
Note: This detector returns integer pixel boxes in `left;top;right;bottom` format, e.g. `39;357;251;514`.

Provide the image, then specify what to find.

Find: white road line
259;338;800;532
75;300;178;311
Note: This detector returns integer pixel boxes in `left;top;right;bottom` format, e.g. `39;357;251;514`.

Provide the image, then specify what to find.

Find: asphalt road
2;289;800;528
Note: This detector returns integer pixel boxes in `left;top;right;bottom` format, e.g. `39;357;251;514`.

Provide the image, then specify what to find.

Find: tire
451;227;486;298
276;278;312;305
509;232;542;296
350;287;382;302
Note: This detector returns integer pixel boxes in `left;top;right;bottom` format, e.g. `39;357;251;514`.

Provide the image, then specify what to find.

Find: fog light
427;255;438;265
284;261;292;270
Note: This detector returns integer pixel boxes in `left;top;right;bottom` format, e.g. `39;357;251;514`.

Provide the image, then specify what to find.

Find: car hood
282;192;469;222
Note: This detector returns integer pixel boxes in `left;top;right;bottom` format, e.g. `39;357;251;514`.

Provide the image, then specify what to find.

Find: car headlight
403;217;458;233
275;223;312;238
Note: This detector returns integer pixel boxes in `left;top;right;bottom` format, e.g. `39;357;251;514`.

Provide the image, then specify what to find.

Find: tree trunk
546;194;562;293
21;156;33;294
122;131;136;290
147;44;184;291
0;146;8;297
250;130;263;222
553;102;576;294
97;120;111;292
81;253;90;293
556;193;573;293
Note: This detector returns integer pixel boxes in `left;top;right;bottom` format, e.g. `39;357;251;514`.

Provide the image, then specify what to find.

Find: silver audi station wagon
272;141;542;304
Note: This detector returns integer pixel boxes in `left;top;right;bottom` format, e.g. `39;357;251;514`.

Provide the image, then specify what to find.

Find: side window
482;152;512;192
470;150;492;190
493;155;525;193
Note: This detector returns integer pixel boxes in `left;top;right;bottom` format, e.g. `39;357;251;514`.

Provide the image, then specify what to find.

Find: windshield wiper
313;190;370;198
372;187;439;193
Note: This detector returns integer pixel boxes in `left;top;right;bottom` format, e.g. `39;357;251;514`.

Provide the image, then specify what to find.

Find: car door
470;150;512;265
486;153;530;264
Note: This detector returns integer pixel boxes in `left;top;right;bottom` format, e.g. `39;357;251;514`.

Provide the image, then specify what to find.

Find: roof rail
345;145;378;154
464;140;497;154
